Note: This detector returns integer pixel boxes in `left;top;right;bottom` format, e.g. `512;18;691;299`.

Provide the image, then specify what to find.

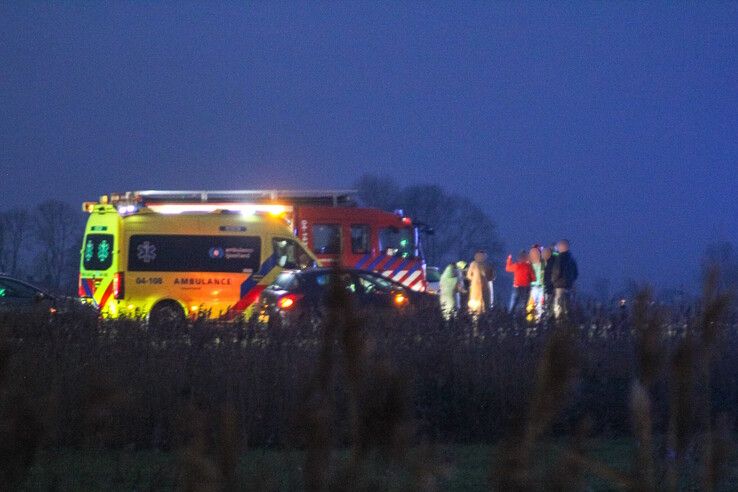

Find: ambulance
78;192;318;322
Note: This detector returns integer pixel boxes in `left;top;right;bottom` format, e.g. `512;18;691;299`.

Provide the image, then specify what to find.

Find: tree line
2;190;734;305
355;174;504;268
0;201;82;294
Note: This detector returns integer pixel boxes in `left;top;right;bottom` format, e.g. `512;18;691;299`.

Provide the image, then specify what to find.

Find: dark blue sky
1;2;736;292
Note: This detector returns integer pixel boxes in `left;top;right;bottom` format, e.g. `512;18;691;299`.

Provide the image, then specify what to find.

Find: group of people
438;240;578;321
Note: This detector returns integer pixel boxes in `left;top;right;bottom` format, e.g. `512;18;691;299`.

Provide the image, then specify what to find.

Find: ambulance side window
312;224;341;255
350;225;370;254
273;238;313;270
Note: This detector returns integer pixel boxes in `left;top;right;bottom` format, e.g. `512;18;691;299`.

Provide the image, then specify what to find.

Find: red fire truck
107;190;428;292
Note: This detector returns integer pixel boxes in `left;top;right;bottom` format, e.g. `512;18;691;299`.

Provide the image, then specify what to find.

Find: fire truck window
350;225;370;254
273;238;313;270
83;234;115;271
379;228;414;258
312;224;341;255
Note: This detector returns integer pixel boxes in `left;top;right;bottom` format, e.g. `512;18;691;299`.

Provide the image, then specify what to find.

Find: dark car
0;274;58;317
255;268;433;327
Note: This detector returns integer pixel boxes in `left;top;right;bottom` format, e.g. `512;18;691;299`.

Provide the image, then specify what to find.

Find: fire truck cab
294;205;426;291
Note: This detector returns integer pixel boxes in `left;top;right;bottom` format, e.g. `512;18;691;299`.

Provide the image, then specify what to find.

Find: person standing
454;261;468;311
542;246;555;319
439;262;465;319
477;250;495;311
528;245;545;321
505;250;535;315
467;250;490;316
550;239;578;319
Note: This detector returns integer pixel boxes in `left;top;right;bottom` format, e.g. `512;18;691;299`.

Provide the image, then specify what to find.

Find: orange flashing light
393;292;408;306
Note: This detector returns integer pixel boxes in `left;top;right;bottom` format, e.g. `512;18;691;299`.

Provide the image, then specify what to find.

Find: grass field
22;440;639;491
2;271;736;490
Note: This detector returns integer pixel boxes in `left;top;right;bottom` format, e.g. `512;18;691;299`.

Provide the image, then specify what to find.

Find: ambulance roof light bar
109;190;358;207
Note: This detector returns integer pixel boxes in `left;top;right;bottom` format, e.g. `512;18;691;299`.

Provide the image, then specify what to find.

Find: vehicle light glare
117;204;137;215
146;203;289;215
394;293;407;306
278;297;295;309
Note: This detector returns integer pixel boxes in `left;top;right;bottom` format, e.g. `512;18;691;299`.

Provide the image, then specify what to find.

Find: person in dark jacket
550;239;578;319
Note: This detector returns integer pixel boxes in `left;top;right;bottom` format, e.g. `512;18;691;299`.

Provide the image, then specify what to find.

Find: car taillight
78;274;86;297
277;293;302;310
113;272;125;299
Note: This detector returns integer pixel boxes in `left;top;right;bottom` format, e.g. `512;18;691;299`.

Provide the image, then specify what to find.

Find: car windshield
426;268;440;282
272;272;298;290
379;227;414;258
0;278;39;299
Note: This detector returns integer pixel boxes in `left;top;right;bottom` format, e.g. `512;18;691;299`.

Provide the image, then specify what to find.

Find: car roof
287;268;409;288
0;275;44;290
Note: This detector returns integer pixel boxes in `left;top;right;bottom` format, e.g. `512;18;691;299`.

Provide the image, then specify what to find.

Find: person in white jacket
467;250;494;315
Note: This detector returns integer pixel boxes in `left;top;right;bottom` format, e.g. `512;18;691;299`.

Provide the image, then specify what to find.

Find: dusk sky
1;2;736;293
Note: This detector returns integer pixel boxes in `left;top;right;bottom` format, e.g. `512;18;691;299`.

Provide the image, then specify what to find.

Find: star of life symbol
137;241;157;263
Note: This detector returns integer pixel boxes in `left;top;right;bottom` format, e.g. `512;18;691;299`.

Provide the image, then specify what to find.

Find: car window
350;225;370;254
314;272;358;293
357;272;396;294
83;234;114;271
273;238;313;269
312;224;341;254
0;278;39;299
426;268;441;282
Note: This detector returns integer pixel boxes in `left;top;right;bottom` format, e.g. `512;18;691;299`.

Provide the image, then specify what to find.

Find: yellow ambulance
78;191;317;322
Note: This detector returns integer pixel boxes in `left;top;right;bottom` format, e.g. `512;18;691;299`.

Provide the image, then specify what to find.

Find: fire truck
92;190;428;292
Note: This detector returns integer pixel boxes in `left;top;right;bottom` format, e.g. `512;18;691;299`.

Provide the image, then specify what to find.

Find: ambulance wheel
149;301;185;329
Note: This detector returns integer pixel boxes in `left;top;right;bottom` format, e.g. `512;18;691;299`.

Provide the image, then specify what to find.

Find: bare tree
355;175;503;267
4;208;30;277
0;213;6;273
702;242;738;293
33;200;82;292
355;175;401;212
